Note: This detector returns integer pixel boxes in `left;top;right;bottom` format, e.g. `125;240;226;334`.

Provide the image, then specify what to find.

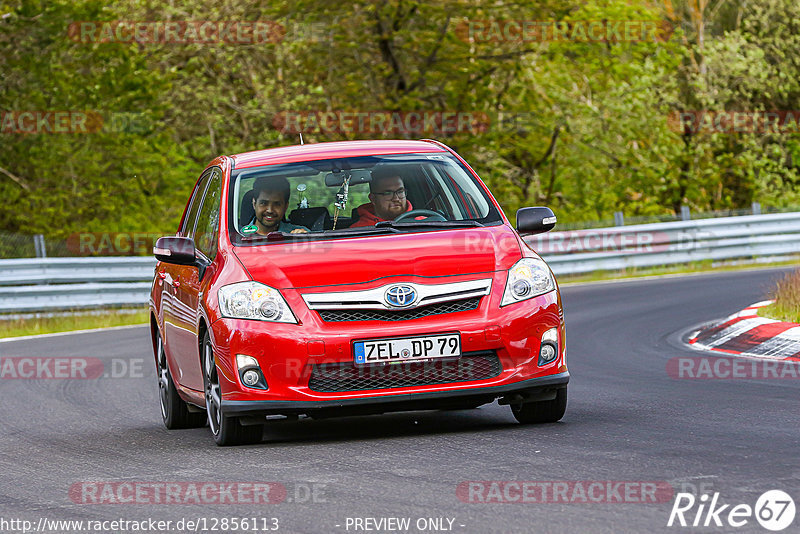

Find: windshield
228;153;501;244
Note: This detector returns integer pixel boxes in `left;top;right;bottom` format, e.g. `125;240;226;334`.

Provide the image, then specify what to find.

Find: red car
150;139;568;445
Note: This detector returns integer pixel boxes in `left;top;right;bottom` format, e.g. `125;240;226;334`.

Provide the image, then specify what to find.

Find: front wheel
156;331;206;429
511;387;567;424
202;332;263;446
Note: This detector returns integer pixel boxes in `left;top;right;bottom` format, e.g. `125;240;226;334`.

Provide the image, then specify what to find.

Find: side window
193;169;222;259
180;172;212;236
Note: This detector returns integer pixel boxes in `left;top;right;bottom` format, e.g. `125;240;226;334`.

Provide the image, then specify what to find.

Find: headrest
239;189;256;227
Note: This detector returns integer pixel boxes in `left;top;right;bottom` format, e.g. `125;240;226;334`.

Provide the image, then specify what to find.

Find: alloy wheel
204;338;222;436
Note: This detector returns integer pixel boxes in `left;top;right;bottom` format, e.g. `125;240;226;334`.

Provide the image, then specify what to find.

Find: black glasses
374;188;407;199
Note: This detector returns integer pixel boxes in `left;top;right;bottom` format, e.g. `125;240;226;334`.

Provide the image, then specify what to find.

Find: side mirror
516;207;556;234
153;236;196;265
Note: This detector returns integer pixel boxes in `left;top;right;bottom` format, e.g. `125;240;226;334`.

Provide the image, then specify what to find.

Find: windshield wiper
319;227;402;237
374;220;484;229
242;226;401;242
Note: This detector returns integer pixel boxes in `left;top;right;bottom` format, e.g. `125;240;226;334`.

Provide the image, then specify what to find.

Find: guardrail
526;211;800;275
0;257;155;286
0;258;155;313
0;212;798;313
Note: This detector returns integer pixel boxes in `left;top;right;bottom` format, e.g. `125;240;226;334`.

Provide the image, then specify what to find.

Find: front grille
308;351;502;392
317;297;481;322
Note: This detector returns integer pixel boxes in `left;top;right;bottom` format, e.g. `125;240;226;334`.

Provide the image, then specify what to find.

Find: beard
383;201;405;218
257;212;281;231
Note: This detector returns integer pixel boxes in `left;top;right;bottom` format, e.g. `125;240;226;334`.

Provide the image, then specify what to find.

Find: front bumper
209;276;567;410
221;372;569;416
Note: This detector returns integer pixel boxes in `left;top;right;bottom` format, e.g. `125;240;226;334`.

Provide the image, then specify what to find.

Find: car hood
233;226;522;289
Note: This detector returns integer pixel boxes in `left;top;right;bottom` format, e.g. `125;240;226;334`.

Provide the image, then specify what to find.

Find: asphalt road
0;267;798;534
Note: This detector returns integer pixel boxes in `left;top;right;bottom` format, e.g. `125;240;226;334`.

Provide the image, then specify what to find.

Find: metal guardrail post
613;211;624;226
752;202;761;215
33;234;46;258
680;206;691;221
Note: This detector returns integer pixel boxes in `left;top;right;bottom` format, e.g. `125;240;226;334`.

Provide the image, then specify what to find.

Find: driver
250;176;309;235
350;168;415;227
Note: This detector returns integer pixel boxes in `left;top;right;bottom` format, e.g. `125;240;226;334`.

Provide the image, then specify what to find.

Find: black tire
202;332;263;446
156;331;206;429
511;387;567;424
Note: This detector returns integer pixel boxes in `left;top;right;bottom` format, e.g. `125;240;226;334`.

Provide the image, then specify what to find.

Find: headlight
218;282;297;323
501;258;555;306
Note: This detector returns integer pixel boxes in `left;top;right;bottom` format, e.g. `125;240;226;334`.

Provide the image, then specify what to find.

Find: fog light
538;328;559;366
242;369;260;387
235;354;268;390
539;344;556;362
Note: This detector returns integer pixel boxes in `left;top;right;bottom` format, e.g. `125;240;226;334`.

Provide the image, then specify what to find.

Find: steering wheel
393;209;447;222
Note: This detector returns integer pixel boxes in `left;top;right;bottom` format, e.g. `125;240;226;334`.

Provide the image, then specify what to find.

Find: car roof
229;139;447;169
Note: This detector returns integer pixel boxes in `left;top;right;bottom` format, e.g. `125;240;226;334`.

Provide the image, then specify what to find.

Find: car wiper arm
374;220;484;229
239;231;318;242
321;227;402;237
242;227;401;242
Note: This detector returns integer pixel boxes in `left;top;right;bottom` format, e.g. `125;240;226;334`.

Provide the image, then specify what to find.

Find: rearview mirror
153;236;196;265
324;169;373;187
516;207;556;234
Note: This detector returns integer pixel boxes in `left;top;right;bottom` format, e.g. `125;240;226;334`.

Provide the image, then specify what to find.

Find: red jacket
350;201;414;227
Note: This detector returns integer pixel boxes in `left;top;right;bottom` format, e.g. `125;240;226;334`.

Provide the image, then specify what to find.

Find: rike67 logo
668;490;796;531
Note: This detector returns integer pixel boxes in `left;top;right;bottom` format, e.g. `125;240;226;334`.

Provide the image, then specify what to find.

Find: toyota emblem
384;285;417;308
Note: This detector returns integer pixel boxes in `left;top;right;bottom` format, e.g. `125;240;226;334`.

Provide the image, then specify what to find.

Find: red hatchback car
150;139;568;445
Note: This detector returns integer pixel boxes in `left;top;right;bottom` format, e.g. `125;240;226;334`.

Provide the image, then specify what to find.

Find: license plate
353;333;461;366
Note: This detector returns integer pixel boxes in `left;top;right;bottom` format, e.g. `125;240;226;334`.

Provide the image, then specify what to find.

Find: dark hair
252;176;290;202
369;166;404;193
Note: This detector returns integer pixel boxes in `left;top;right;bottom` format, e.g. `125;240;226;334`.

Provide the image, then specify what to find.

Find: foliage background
1;0;799;238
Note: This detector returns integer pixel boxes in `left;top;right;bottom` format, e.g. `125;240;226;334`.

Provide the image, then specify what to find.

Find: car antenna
299;133;304;145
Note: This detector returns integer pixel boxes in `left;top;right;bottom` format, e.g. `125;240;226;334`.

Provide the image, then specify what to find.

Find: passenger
350;169;415;227
250;176;309;235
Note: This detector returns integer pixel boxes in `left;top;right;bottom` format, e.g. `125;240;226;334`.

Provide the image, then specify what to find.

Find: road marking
0;323;147;343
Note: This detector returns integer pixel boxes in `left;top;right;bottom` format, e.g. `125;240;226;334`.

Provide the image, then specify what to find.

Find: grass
0;308;149;339
557;257;800;285
758;269;800;324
